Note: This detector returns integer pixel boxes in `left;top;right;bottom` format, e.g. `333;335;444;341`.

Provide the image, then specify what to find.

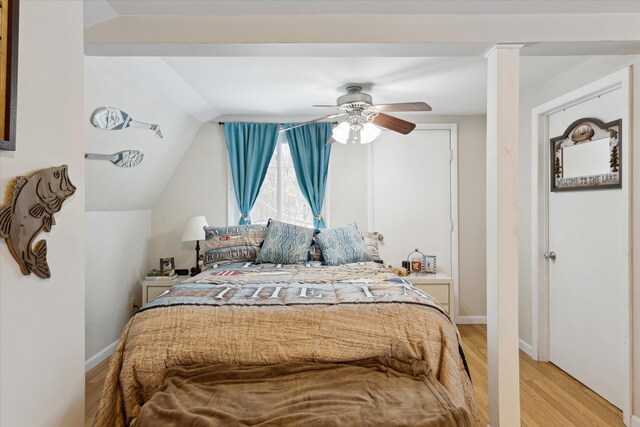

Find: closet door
547;88;627;409
371;128;453;277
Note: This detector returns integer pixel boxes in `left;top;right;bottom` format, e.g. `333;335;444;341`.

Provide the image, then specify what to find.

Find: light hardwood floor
85;357;111;427
85;324;623;426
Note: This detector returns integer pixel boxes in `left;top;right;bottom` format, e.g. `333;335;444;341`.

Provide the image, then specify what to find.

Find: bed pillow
315;223;374;266
255;220;315;264
309;231;381;262
361;231;382;261
203;224;267;269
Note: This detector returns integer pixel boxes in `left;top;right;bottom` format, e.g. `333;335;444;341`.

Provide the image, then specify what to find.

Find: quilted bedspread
93;262;478;426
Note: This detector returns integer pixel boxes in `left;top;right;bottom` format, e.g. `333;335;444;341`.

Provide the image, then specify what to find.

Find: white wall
446;115;486;318
0;2;85;426
517;55;640;346
328;140;369;227
151;122;228;271
151;114;487;317
84;55;202;368
85;210;150;362
84;56;201;211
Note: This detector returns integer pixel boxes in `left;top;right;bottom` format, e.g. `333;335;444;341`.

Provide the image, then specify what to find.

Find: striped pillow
315;223;373;266
255;220;315;264
203;224;267;269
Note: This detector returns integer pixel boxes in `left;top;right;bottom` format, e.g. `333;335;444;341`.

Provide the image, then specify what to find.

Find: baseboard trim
518;338;534;358
631;414;640;427
456;316;487;324
85;340;118;373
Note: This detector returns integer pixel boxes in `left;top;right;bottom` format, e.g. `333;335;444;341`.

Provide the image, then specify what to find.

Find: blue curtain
224;122;279;225
285;122;332;228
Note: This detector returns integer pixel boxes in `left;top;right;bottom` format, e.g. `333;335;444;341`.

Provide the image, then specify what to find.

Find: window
250;134;317;228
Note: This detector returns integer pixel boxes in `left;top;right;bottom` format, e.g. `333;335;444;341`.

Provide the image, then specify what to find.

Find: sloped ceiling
84;57;201;211
83;0;117;28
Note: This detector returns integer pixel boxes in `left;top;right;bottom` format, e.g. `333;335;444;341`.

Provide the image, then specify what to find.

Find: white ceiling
107;56;594;120
102;1;640;17
84;1;640;29
81;1;639;213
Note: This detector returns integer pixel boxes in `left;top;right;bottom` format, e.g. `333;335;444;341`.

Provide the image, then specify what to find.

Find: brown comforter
94;262;478;426
136;358;472;427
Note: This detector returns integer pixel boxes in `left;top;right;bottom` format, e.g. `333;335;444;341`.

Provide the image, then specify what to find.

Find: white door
371;127;453;277
547;88;628;409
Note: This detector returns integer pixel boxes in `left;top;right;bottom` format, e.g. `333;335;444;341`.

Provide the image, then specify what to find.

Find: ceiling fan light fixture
360;122;382;144
332;121;351;144
303;86;429;144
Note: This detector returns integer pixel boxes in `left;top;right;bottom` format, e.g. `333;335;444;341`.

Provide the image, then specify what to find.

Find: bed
93;261;478;426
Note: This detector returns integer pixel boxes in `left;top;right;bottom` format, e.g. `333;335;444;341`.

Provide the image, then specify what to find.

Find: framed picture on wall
0;0;19;151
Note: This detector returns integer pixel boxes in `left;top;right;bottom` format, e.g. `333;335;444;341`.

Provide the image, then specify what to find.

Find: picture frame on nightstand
423;255;436;274
160;257;175;272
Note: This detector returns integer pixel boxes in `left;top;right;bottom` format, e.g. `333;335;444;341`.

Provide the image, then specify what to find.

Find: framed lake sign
0;0;18;151
550;117;622;192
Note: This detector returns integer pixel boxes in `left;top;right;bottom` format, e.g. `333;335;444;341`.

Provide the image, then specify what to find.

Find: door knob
544;251;556;261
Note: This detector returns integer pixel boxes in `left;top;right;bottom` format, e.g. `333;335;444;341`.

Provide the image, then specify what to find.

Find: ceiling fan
280;85;431;145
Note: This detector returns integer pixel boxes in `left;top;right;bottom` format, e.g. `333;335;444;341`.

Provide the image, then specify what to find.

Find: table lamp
182;216;208;276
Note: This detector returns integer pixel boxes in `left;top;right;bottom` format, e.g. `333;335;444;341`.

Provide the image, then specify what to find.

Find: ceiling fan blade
372;113;416;135
373;102;432;112
279;113;346;132
312;105;338;108
325;137;336;146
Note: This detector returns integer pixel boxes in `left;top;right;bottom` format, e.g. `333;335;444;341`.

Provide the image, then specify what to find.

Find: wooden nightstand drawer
142;276;189;305
146;285;172;302
415;284;449;305
403;273;453;316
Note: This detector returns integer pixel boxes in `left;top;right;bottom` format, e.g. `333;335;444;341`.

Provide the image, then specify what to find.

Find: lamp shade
331;122;350;144
360;123;382;144
182;216;209;242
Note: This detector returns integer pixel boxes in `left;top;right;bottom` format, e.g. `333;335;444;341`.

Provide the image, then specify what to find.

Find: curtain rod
217;121;337;126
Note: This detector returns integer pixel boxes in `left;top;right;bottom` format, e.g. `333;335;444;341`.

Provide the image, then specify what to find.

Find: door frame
530;67;632;422
367;123;459;321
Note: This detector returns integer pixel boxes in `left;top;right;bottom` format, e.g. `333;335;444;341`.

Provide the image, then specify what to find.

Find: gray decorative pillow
255;220;315;264
315;223;373;266
361;231;382;261
203;224;267;269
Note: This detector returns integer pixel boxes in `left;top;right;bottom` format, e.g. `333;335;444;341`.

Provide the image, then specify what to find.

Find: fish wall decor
0;165;76;278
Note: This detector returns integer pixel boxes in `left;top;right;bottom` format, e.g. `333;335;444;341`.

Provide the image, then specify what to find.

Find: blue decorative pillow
315;223;374;266
255;220;315;264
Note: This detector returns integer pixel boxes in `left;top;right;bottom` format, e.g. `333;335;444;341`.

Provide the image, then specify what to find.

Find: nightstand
404;273;453;315
142;276;189;305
